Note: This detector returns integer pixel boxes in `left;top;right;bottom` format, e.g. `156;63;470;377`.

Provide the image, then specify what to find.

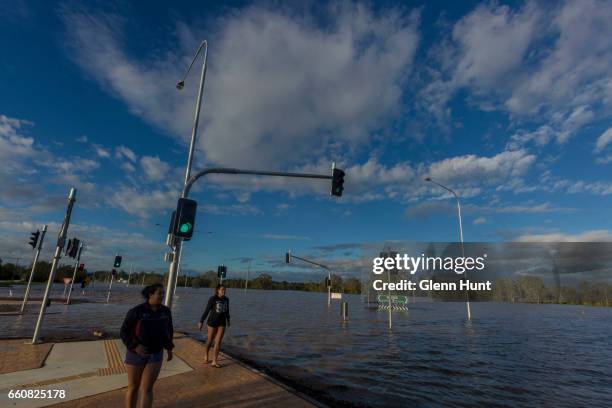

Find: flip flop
211;363;221;368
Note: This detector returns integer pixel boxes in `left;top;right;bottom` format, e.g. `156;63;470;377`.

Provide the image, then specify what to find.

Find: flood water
2;284;611;407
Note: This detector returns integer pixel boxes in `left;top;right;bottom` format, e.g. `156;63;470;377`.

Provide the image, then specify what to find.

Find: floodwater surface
1;284;611;407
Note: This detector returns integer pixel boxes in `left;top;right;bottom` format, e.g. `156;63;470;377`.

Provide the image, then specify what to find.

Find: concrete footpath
0;335;319;408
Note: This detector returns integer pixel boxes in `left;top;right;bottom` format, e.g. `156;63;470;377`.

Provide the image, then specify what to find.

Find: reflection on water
2;284;611;407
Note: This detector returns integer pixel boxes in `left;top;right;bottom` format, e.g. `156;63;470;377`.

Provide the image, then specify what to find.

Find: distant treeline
420;275;610;307
0;261;362;294
3;261;609;306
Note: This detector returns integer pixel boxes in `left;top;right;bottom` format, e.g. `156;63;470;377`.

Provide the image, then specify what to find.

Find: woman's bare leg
205;326;217;363
138;362;162;408
125;364;145;408
212;326;226;366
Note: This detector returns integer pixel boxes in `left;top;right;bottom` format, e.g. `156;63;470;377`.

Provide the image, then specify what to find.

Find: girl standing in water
198;284;230;367
120;284;174;408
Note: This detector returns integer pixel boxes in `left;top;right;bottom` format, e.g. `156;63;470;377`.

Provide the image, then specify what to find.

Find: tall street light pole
165;40;209;308
424;177;471;320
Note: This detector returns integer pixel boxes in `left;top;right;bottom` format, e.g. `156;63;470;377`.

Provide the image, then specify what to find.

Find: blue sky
1;0;611;281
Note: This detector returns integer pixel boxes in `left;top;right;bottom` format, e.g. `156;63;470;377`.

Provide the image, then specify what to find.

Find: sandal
211;362;221;368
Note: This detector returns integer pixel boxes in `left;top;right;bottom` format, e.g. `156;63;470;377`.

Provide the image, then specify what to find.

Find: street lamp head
176;80;185;90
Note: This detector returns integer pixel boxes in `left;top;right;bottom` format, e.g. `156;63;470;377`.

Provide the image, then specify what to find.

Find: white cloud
107;186;177;218
423;1;611;143
506;1;612;116
473;216;487;225
594;127;612;153
140;155;170;182
62;5;420;168
261;234;310;240
425;149;535;187
451;2;539;90
93;144;111;158
516;229;612;242
115;145;137;162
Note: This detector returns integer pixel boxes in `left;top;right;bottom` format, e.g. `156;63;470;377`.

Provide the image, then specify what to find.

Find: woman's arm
200;297;214;323
120;307;139;350
165;309;175;350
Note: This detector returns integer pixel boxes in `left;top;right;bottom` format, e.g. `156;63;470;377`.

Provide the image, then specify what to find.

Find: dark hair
142;283;164;299
215;284;225;296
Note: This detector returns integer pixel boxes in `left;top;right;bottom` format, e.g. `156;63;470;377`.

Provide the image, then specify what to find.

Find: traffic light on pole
285;251;291;264
114;255;122;268
174;198;197;240
29;230;40;249
68;239;80;258
78;264;85;272
217;265;227;279
331;168;345;197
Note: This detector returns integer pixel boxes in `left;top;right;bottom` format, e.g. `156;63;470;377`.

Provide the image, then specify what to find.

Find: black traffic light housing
217;265;227;279
285;251;291;263
174;198;197;240
66;238;80;258
331;168;345;197
29;230;40;249
325;276;331;288
114;255;122;268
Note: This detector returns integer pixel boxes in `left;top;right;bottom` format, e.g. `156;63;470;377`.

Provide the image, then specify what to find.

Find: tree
252;273;273;290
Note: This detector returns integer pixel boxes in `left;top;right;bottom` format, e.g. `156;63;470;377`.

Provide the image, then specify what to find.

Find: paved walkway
0;336;318;408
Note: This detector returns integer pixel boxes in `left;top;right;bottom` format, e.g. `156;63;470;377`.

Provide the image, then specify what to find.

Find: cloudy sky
1;0;611;281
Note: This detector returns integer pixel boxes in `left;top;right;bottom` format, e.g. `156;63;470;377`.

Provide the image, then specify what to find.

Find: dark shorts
124;349;163;366
208;318;226;328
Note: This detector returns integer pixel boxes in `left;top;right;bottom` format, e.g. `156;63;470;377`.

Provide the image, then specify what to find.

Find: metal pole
328;271;331;307
107;253;116;303
165;41;208;308
387;267;392;329
21;225;47;314
65;242;83;304
141;273;145;286
425;177;471;320
32;188;76;343
456;198;471;320
106;274;114;303
127;263;133;286
245;260;251;292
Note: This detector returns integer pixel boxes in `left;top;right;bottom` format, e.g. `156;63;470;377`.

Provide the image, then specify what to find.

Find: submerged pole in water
341;301;348;320
387;267;392;329
425;177;471;320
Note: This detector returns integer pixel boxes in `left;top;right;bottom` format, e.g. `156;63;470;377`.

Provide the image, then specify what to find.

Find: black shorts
208;317;226;328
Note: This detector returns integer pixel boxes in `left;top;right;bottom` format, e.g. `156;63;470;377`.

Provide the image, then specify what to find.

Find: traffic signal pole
165;168;338;308
31;188;77;344
65;242;84;305
20;225;48;314
286;252;333;306
165;40;344;308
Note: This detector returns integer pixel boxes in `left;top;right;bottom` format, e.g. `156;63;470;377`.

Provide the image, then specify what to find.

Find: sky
1;0;611;282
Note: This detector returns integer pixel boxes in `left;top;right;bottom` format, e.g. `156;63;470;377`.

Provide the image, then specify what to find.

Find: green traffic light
180;222;192;233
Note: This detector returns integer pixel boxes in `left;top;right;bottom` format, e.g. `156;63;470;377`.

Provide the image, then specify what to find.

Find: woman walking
120;284;174;408
198;284;230;367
